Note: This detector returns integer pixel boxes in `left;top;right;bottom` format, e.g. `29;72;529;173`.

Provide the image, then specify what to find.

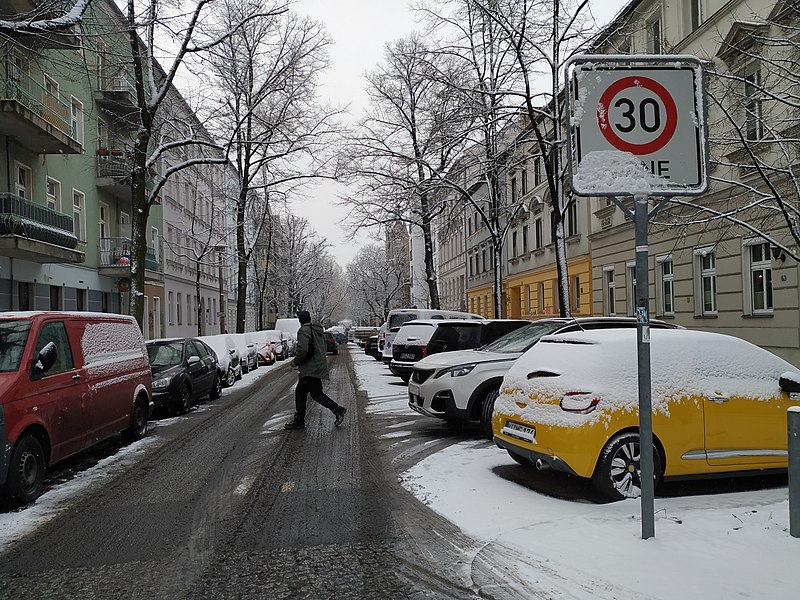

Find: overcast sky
293;0;629;269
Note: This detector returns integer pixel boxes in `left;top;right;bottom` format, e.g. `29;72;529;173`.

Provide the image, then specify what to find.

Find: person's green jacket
292;322;329;380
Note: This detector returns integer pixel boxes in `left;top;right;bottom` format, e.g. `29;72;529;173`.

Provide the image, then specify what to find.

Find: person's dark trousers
293;376;341;423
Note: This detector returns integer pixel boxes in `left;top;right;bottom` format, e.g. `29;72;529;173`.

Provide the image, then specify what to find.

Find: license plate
501;420;536;443
401;353;416;360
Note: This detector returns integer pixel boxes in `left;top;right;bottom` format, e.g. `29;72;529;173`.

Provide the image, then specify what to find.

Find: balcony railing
0;193;78;249
99;237;162;273
96;65;137;95
1;61;74;139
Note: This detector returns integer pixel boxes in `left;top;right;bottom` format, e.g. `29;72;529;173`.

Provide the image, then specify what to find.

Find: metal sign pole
634;194;655;539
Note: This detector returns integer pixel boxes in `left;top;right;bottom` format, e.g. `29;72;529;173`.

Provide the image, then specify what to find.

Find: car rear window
395;323;434;343
479;321;565;353
428;324;482;353
389;313;419;331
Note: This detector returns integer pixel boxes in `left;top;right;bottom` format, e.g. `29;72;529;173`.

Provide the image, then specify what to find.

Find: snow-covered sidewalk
351;345;799;599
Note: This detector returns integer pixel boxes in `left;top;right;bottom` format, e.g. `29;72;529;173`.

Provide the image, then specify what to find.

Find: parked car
147;338;221;413
391;319;529;383
364;335;382;360
493;328;800;501
230;334;258;373
261;330;289;360
408;317;679;438
199;334;242;387
0;311;151;504
381;308;482;364
324;331;338;355
352;326;380;348
246;331;276;366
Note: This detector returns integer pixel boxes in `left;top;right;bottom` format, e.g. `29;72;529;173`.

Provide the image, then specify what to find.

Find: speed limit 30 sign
566;55;708;197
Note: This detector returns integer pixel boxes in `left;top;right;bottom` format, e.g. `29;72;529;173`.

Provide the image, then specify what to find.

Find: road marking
234;475;255;496
281;481;296;493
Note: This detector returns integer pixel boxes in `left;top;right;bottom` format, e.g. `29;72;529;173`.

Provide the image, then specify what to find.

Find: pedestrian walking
284;310;347;429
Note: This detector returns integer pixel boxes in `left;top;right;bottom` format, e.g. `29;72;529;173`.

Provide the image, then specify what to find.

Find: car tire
178;383;192;414
124;396;149;441
225;367;236;387
2;435;46;504
479;388;500;440
507;449;532;467
210;374;222;400
592;432;662;501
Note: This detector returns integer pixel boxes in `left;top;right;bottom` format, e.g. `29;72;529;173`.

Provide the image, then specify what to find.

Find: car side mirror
187;355;201;365
779;372;800;393
31;341;57;380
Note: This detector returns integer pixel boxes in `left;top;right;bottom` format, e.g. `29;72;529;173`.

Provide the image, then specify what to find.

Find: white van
381;308;482;364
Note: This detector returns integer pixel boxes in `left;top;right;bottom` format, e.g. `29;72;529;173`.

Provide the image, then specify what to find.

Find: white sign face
567;57;707;197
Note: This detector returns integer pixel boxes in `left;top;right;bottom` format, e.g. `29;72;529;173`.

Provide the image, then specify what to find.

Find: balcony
0;61;82;154
96;153;158;200
93;64;137;120
0;193;83;263
99;237;163;279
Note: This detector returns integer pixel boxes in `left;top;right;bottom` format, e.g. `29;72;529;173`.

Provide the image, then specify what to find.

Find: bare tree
344;35;471;310
110;0;288;329
305;257;347;326
346;243;410;325
0;0;91;38
204;0;342;333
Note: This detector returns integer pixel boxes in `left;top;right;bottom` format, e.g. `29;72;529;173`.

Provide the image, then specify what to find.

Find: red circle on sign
597;76;678;155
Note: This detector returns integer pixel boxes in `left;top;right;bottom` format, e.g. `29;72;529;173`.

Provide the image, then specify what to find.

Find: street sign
566;55;707;197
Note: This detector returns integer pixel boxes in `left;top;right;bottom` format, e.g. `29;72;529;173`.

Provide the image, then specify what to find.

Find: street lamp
214;245;227;334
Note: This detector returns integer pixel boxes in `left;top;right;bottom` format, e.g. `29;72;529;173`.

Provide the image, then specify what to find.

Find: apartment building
587;0;800;364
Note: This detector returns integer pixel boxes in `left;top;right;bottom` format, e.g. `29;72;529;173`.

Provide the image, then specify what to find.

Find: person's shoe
284;421;305;430
334;407;347;427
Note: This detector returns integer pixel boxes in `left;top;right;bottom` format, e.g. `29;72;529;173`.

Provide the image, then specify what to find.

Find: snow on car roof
498;328;800;428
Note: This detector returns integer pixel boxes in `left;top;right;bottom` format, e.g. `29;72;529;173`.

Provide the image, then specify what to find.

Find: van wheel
125;397;148;441
3;435;45;504
210;374;222;400
479;388;500;440
178;384;192;414
225;367;236;387
592;432;662;501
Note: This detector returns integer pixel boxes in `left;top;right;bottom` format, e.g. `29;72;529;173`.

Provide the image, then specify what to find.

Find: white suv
407;317;680;438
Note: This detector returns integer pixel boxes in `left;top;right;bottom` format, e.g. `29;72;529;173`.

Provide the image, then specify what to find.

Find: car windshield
478;321;564;353
0;320;32;372
147;342;184;367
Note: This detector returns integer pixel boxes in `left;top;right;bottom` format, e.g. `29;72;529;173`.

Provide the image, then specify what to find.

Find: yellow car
492;328;800;500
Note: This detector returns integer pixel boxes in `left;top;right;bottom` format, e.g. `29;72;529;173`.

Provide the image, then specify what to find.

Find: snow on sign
566;55;708;197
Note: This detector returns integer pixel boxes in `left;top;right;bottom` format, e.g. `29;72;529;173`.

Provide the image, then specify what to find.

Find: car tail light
559;392;599;414
420;344;428;358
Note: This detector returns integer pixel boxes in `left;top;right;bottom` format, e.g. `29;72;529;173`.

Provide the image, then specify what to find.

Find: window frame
694;246;717;316
655;254;675;317
603;265;616;316
742;238;773;315
72;189;86;242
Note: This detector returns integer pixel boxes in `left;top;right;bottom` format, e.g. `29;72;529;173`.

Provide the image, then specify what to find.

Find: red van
0;311;152;504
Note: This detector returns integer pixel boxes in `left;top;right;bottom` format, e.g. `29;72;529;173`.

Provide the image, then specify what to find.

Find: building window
73;190;85;242
526;285;532;313
627;262;637;316
70;97;84;145
510;177;517;206
533;157;542;186
604;266;616;316
187;294;192;327
535;217;543;249
177;293;183;325
538;282;546;313
15;163;31;199
744;240;773;314
686;0;704;32
647;15;662;54
46;178;61;212
743;64;763;141
49;285;61;311
572;275;581;312
566;200;578;237
694;247;717;315
511;231;518;257
521;165;528;195
168;291;174;325
482;248;487;272
656;254;674;316
522;225;529;254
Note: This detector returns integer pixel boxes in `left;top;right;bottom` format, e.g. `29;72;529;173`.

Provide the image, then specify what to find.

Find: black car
324;331;338;355
364;335;382;360
146;338;221;413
